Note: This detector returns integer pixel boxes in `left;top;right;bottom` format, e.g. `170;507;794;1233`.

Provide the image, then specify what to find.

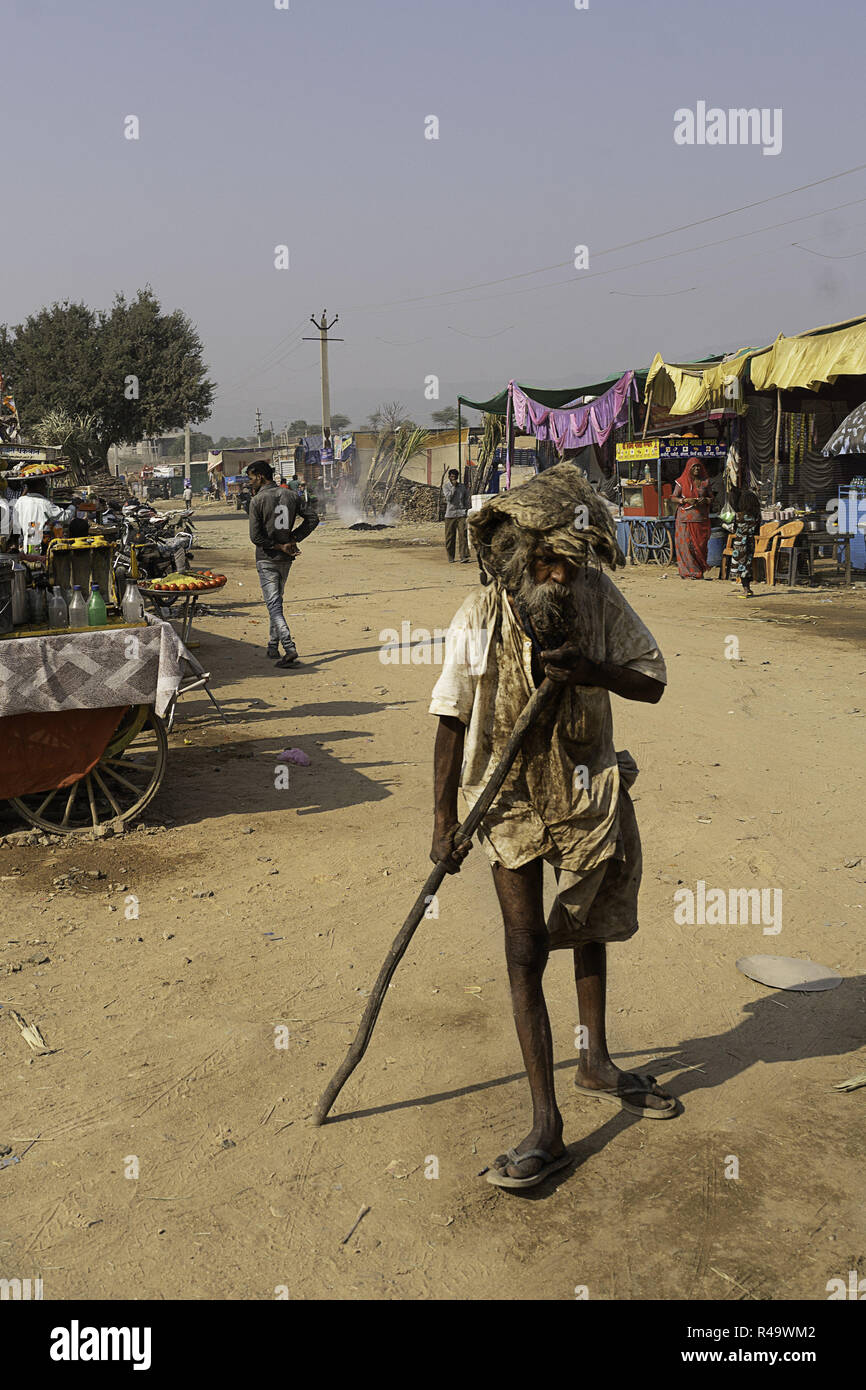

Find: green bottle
87;583;108;627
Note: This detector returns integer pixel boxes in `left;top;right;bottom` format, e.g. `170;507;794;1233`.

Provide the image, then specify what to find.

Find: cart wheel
631;521;649;564
11;707;168;836
651;521;673;566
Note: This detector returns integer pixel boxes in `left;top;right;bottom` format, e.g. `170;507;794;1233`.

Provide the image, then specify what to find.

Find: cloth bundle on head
469;462;625;583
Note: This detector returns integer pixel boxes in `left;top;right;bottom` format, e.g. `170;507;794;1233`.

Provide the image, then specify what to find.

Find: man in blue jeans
247;460;319;668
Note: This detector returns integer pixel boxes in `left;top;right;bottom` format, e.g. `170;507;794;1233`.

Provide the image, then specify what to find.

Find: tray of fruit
139;569;227;595
1;461;68;479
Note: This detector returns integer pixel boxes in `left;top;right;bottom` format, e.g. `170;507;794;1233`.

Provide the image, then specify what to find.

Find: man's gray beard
513;570;578;650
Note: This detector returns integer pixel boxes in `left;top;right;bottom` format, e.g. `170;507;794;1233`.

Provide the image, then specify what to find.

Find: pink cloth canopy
510;371;637;452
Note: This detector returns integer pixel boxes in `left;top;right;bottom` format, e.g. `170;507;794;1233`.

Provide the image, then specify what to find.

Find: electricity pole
255;407;263;447
304;311;343;439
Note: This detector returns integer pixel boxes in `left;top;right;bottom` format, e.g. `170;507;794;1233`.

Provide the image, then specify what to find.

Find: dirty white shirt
429;575;666;873
12;494;69;553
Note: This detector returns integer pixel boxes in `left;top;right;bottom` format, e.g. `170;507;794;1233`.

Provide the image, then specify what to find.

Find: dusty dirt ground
2;502;866;1302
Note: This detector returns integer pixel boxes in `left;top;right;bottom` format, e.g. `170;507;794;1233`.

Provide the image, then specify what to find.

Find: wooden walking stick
313;676;561;1125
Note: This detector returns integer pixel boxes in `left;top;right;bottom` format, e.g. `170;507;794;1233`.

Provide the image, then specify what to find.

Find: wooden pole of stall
771;389;782;505
641;381;655;439
505;384;514;490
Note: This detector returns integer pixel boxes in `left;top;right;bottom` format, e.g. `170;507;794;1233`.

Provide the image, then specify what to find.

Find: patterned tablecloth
0;619;203;720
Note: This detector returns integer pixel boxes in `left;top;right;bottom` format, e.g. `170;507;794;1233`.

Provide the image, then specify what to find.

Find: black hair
246;460;273;481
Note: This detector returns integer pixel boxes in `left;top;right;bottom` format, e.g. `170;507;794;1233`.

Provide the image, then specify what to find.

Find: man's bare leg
492;859;566;1177
574;940;672;1111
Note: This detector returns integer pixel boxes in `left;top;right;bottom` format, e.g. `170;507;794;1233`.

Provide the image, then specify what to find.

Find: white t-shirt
12;494;69;552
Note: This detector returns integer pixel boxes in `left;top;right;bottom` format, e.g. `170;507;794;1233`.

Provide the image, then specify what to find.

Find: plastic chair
719;531;735;579
719;521;780;583
752;521;782;586
773;520;807;585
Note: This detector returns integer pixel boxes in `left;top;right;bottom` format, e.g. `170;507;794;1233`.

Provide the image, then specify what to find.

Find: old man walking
428;464;675;1190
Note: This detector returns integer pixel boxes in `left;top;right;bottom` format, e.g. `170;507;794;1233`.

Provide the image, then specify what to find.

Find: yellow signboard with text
616;440;660;463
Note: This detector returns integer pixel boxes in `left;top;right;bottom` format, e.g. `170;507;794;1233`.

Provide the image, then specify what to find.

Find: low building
206;445;279;495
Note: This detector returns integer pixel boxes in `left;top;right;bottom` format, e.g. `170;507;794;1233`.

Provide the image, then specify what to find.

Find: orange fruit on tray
143;572;226;593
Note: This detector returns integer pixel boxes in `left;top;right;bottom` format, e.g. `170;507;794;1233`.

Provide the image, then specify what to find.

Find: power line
343;162;866;313
410;194;866;311
216;316;310;396
212;162;866;404
217;205;866;410
793;244;866;260
217;336;311;398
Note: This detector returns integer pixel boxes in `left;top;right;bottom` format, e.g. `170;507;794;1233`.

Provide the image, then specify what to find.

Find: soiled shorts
544;789;642;950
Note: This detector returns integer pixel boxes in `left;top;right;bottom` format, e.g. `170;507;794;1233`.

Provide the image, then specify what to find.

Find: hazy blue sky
3;0;865;435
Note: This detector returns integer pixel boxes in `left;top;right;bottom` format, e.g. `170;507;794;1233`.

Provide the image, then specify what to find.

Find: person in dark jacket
442;468;471;563
247;460;319;666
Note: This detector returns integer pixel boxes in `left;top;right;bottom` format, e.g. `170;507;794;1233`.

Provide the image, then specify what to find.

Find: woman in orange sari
672;457;712;579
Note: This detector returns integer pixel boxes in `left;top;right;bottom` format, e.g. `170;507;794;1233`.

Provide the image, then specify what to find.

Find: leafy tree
95;288;214;460
329;412;351;433
0;289;214;476
0;303;100;431
287;418;309;437
431;405;459;428
215;435;252;449
165;431;214;458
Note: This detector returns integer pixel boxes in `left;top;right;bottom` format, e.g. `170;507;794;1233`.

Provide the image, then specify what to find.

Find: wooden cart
6;703;167;835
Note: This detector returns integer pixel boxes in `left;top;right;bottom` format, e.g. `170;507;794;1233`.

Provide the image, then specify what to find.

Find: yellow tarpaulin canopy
645;352;753;416
646;315;866;414
749;316;866;391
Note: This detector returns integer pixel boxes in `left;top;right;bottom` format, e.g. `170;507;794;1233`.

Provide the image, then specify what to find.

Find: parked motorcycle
108;506;196;612
159;508;198;538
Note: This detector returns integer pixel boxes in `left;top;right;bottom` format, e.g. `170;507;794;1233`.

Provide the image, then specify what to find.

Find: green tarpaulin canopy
458;369;651;416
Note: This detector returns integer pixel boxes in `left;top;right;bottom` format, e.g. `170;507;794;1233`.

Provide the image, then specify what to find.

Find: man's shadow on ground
326;975;866;1196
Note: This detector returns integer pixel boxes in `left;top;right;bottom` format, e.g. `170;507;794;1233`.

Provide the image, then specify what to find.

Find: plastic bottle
48;585;68;629
68;585;88;629
27;581;48;626
87;583;108;627
121;580;145;622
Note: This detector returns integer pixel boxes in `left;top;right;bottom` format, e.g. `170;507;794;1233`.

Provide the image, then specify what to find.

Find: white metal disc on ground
736;955;843;991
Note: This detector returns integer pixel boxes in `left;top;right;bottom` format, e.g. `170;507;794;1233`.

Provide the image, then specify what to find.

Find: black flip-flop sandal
574;1071;678;1119
485;1147;572;1189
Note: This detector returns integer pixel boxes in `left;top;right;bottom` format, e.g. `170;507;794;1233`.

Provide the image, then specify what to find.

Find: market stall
615;437;727;564
646;315;866;530
0;618;203;833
